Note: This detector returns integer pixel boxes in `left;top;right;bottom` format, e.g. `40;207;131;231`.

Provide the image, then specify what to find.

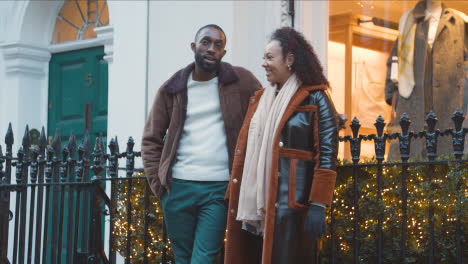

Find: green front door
48;46;108;147
47;47;108;263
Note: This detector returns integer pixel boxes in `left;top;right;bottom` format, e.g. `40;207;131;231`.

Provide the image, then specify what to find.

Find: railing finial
451;109;465;159
5;122;14;146
425;110;438;133
52;129;61;159
400;113;411;136
374;116;386;161
425;110;438;159
109;137;119;156
38;126;47;155
22;125;31;155
452;109;464;132
91;135;105;177
374;115;386;138
349;117;362;163
126;137;135;153
350;117;361;138
67;130;76;158
399;113;412;161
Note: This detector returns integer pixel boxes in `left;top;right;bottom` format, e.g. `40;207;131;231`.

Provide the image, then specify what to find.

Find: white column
231;0;282;86
0;0;62;149
102;3;148;261
0;42;51;153
94;24;118;262
296;0;329;75
105;1;148;154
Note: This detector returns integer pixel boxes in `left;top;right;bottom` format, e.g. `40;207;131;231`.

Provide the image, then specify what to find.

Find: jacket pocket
279;147;314;160
288;158;310;210
295;105;317;113
279;148;314;210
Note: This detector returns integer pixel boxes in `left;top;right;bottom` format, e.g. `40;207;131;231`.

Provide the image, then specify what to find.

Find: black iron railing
0;109;467;264
331;110;467;264
0;125;170;264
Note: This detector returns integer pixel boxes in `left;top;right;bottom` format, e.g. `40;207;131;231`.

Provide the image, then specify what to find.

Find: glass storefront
328;1;468;159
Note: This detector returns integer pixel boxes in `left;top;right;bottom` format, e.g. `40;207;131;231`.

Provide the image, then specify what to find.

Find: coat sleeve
308;90;339;206
141;86;170;198
385;37;399;106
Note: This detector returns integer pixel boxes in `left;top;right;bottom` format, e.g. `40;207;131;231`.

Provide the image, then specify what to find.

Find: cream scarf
397;7;468;99
397;9;417;99
236;73;301;233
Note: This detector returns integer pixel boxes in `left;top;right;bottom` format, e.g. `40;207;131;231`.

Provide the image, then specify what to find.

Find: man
142;24;261;264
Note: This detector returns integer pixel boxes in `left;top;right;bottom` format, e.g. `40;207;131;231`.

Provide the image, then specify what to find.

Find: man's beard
194;52;220;72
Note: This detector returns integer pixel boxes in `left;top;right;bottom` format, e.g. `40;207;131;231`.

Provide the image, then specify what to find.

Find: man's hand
304;204;326;241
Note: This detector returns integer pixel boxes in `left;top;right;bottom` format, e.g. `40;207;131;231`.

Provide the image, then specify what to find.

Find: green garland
113;174;175;263
114;157;467;263
320;156;468;263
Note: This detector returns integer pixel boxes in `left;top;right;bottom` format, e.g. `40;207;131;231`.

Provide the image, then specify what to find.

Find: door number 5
86;73;93;87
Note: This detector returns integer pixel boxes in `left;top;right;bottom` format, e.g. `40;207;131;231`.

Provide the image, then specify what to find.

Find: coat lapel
435;8;455;43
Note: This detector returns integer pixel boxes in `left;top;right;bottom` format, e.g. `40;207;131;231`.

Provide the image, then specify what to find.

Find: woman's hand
304;204;326;241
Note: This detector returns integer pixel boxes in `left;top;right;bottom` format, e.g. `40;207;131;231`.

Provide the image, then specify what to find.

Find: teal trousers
161;179;228;264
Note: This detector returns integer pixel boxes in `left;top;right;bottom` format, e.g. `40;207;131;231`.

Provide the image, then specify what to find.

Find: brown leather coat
224;85;339;264
141;62;261;198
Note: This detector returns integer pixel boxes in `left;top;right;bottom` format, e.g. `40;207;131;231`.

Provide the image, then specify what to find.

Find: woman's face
262;40;292;88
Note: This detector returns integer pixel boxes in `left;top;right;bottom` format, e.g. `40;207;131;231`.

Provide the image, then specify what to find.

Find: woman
224;27;338;264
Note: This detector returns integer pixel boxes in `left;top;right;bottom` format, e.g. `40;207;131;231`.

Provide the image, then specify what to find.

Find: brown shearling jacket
142;62;261;198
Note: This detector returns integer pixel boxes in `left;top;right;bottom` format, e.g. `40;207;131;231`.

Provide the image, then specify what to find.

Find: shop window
329;1;468;159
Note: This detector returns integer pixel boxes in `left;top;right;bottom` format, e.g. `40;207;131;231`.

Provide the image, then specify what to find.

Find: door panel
48;47;108;146
59;61;86;120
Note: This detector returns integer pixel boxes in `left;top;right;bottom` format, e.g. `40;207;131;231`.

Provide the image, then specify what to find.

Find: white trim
1;42;51;76
47;25;114;62
48;37;105;54
94;25;114;63
280;0;292;27
296;0;328;75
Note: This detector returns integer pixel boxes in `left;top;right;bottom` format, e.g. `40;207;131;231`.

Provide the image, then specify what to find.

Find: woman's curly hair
271;27;329;87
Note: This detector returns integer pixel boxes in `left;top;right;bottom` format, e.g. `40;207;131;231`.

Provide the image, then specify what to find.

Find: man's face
191;27;227;72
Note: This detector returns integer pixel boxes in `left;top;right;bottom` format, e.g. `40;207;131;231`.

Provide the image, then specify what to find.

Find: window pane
329;1;468;159
52;0;109;44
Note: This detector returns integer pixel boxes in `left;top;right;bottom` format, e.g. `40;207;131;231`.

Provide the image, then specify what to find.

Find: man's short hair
194;24;227;45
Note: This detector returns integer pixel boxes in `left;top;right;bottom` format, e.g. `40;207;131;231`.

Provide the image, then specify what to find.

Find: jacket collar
300;84;328;92
164;61;239;94
253;84;327;100
413;1;450;21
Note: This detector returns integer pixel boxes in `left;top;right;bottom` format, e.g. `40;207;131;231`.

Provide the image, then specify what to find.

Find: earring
287;65;292;71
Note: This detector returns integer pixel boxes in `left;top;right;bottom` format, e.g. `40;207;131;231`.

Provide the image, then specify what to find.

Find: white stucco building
0;0;329;154
0;1;329;262
4;1;468;262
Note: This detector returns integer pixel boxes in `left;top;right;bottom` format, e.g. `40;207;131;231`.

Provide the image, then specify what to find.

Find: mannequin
385;0;468;159
426;0;442;14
